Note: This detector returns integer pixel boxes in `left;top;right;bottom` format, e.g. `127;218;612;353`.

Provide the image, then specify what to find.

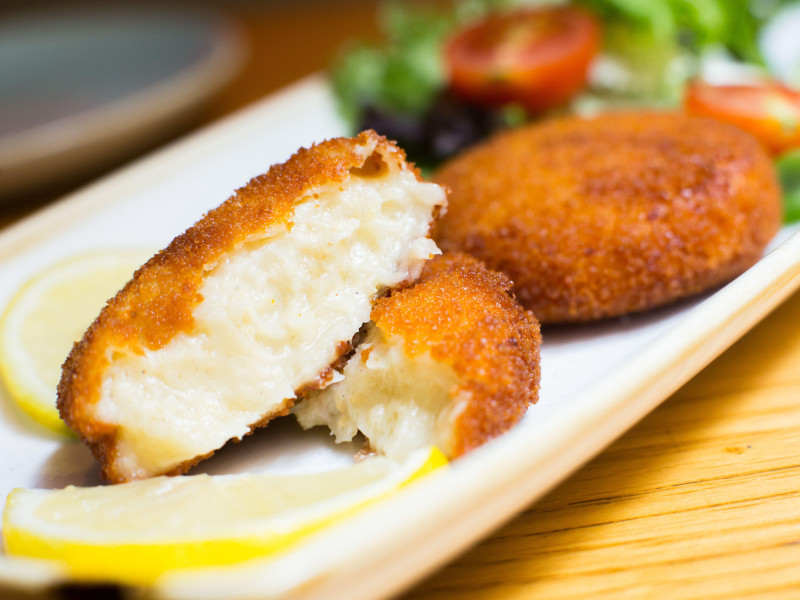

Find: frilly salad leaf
777;149;800;223
574;0;796;110
578;0;778;61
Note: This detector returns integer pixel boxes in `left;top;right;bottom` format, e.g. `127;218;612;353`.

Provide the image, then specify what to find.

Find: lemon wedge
0;250;150;435
2;447;447;585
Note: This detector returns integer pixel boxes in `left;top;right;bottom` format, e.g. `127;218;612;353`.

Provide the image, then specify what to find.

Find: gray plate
0;7;242;199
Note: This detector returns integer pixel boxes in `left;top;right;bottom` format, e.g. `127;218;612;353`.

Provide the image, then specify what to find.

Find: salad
330;0;800;219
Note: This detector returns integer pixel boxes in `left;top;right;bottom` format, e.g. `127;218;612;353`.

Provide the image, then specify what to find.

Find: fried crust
58;131;415;483
434;112;782;323
371;253;542;456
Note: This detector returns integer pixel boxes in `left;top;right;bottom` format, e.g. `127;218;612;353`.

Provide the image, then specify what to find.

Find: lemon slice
0;250;151;435
2;447;447;585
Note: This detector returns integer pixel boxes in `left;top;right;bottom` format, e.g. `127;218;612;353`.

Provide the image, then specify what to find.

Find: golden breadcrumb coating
372;253;541;456
434;112;782;323
58;131;441;483
295;252;541;457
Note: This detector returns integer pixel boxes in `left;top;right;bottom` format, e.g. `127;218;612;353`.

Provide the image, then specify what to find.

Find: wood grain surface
2;2;798;598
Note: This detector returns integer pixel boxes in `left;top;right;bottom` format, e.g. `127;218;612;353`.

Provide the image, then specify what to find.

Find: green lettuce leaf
777;149;800;223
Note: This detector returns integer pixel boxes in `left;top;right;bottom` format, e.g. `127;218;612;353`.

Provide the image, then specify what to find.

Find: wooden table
3;3;799;598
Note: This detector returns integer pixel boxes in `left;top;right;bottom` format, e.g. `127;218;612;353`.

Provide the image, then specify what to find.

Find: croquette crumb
435;112;782;323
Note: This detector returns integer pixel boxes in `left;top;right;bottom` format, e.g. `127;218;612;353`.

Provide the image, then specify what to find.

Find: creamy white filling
95;167;444;479
294;325;462;458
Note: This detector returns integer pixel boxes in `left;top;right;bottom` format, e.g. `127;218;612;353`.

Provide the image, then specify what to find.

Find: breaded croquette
434;112;782;323
58;131;447;483
295;253;541;459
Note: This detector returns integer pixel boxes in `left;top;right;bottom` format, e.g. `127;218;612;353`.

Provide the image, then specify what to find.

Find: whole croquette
58;131;446;483
295;253;541;459
434;112;782;323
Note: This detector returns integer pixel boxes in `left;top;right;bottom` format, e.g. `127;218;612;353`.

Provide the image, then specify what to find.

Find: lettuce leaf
777;149;800;223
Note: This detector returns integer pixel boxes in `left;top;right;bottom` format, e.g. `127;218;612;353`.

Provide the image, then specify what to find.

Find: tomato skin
444;6;600;113
685;81;800;156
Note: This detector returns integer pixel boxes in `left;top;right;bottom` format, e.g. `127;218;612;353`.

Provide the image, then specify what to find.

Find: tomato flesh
445;6;600;112
685;81;800;156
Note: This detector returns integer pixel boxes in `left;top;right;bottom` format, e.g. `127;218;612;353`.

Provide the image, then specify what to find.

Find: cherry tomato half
685;81;800;156
444;6;600;113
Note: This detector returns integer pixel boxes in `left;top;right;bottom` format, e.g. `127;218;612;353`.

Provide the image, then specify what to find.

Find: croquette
58;131;447;483
295;253;541;459
434;112;782;323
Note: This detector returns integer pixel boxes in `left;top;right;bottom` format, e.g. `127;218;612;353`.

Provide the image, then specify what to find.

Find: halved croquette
58;131;447;483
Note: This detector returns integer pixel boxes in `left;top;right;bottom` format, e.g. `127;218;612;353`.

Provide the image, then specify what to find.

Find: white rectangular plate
1;75;800;599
